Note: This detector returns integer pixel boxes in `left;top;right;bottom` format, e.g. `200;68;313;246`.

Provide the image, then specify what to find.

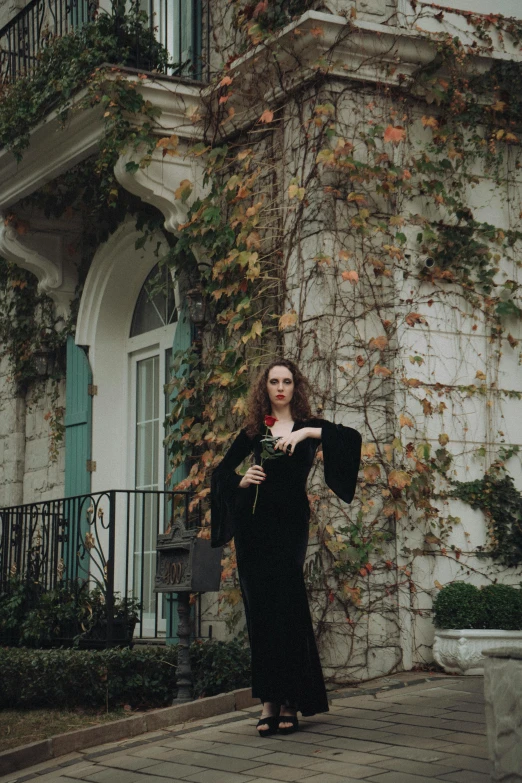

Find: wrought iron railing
0;0;210;84
0;0;96;83
0;489;201;646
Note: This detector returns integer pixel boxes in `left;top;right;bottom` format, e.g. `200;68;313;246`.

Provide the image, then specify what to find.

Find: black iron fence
0;489;201;646
0;0;210;84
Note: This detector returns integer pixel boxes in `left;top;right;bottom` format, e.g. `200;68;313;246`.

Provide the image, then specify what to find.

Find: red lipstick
276;394;285;399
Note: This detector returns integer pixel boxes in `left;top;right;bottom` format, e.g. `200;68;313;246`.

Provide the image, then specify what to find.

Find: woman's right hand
239;465;266;488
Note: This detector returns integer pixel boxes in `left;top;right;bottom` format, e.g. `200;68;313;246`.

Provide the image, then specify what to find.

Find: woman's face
266;365;295;411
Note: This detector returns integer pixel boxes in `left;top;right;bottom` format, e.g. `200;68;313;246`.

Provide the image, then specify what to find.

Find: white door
127;263;177;637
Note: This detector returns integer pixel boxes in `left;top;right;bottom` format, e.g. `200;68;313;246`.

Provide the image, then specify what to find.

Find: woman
211;359;361;736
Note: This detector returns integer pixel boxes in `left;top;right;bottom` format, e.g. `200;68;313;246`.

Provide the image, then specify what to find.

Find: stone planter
483;647;522;782
433;629;522;675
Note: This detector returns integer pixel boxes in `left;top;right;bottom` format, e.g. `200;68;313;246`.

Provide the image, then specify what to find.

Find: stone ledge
0;688;260;777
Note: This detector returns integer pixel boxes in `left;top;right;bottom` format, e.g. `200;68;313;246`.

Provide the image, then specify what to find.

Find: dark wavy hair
244;359;312;437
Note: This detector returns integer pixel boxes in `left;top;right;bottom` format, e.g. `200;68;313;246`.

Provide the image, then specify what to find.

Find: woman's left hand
274;428;309;456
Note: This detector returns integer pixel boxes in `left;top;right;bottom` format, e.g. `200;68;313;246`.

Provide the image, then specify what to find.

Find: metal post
173;590;193;702
106;490;116;646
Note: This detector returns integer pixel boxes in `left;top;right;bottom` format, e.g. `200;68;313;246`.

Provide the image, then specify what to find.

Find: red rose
264;415;277;427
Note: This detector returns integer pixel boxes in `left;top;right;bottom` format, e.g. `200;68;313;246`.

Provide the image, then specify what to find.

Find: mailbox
154;521;223;594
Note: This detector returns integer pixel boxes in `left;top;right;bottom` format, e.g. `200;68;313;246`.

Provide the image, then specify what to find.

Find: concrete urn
433;629;522;675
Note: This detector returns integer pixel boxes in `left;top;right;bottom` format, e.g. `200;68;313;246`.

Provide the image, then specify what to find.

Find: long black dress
210;418;362;716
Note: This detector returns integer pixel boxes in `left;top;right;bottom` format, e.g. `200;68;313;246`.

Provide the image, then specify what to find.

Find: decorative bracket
0;212;79;319
114;147;208;235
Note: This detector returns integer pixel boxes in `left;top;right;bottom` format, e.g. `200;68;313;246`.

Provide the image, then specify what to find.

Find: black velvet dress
210;418;362;716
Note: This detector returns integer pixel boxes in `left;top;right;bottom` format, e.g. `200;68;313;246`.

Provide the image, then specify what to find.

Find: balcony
0;0;209;85
0;489;204;646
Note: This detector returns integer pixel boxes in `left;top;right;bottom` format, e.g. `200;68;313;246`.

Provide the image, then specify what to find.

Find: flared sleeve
210;429;253;548
314;418;362;504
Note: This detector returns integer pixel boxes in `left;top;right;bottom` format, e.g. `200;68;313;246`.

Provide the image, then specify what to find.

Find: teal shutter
64;337;93;581
64;336;92;497
166;302;194;643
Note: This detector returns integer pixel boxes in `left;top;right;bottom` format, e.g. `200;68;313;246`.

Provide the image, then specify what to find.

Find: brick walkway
1;674;490;783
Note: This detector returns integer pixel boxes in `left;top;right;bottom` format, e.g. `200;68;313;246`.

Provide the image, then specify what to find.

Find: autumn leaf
383;125;406;145
174;179;193;202
490;100;506;112
310;25;324;37
405;312;426;327
388;470;412;489
438;433;449;446
219;95;229;104
369;335;388;351
259;109;274;123
363;464;381;482
507;333;519;348
361;442;376;459
399;414;414;428
402;377;422;388
421;115;439;128
279;311;298;330
237;148;252;160
356;355;365;367
475;370;486;380
338;249;352;261
253;0;268;17
341;270;359;284
374;364;392;377
219;75;233;87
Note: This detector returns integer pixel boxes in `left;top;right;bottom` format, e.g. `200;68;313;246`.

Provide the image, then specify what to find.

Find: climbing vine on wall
3;0;522;676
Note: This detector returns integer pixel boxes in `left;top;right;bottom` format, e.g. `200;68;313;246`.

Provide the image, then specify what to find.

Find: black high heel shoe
278;713;299;735
257;707;280;737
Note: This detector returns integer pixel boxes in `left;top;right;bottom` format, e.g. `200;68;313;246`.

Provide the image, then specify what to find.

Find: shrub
0;638;250;709
191;637;251;697
479;584;522;631
432;582;482;629
433;581;522;630
0;579;140;648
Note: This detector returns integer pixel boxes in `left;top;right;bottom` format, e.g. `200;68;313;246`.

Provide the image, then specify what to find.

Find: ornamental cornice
214;10;522;137
0;72;204;210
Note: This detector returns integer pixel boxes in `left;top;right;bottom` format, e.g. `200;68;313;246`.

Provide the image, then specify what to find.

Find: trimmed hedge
433;581;522;630
0;639;251;709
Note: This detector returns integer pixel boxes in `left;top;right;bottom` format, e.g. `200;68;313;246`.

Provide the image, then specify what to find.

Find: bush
0;579;140;648
480;584;522;631
433;582;483;629
0;638;250;709
191;637;251;697
433;581;522;630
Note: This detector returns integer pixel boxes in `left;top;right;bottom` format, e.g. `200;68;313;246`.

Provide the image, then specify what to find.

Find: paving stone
239;764;318;781
440;731;486;746
192;745;274;760
376;723;454;739
301;758;382;779
371;746;465;763
362;733;450;751
437;771;490;783
247;751;318;768
94;754;158;771
380;705;448;717
126;760;203;778
147;749;264;773
330;698;386;710
331;708;397;720
437;743;489;759
320;738;396;754
435;753;491;773
84;770;143;783
177;771;256;783
439;710;485;723
368;757;460;777
365;774;450;783
298;775;366;783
